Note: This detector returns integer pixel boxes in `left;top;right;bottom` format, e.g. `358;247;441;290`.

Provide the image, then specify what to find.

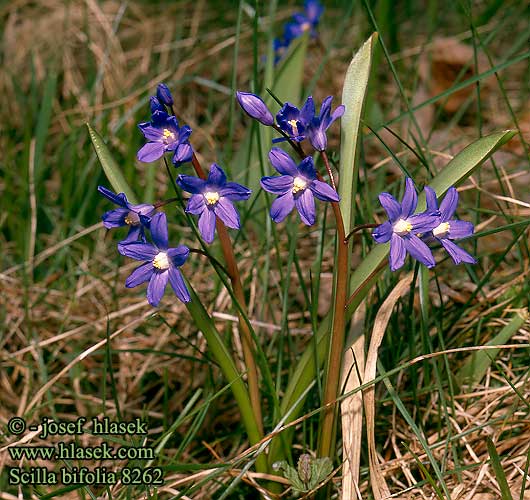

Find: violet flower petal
424;186;438;212
137;142;166;162
378;193;402;222
208;163;227;185
147;271;169;307
401;178;418;218
168;267;191;303
294;189;316;225
236;91;274;126
389;233;406;271
440;239;477;264
98;186;128;207
403;234;436;268
297;157;317;180
214;198;240;229
176;174;206;194
126;262;155;288
439;187;459;221
102;208;129;228
270;192;295;223
186;194;205;215
269;148;299;176
309;180;340;202
447;220;474;239
218;182;252;201
198;208;216;244
372;221;392;243
118;242;158;261
150;212;168;250
260;175;294;195
167;245;190;267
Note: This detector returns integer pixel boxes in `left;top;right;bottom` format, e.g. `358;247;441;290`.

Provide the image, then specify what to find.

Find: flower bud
150;96;165;114
156;83;174;107
236;91;274;126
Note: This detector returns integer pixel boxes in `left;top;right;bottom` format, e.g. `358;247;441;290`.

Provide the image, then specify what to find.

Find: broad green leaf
271;33;309;104
270;129;515;464
184;284;267;473
487;437;514;500
423;129;517;206
339;32;378;234
457;310;528;386
87;123;138;203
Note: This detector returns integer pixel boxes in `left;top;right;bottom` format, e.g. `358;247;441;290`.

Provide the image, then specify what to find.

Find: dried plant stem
317;151;348;462
191;153;264;439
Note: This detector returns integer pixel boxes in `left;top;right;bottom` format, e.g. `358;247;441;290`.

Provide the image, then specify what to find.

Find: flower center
153;252;170;270
124;211;140;226
292;176;307;195
204;191;220;206
393;218;413;236
432;221;450;238
288;119;299;137
300;22;311;32
162;128;175;143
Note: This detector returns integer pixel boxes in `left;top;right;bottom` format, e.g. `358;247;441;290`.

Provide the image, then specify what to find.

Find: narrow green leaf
487;437;514;500
339;32;378;234
87;123;138;203
184;284;267;473
457;311;528;386
34;72;57;183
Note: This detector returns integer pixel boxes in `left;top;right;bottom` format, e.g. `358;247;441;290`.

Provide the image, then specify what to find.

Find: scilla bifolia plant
90;27;515;498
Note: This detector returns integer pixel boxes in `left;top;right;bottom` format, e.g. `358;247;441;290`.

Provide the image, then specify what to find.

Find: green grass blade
457;311;527;387
487;437;514;500
339;33;378;234
87;123;138;203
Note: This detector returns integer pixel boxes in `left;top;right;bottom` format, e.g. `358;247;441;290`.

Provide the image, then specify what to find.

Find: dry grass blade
364;274;413;499
341;303;366;500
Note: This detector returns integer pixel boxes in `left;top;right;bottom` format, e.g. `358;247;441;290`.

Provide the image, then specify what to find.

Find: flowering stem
344;223;378;242
317;151;349;462
191;153;264;440
153;197;180;209
272;124;306;158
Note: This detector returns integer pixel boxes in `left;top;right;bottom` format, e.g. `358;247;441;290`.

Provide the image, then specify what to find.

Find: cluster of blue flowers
273;0;324;63
98;81;476;308
372;178;476;271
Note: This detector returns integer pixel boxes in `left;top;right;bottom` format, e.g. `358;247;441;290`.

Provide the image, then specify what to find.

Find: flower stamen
204;191;220;206
292;176;307;195
393;218;413;236
433;221;450;238
153;252;170;270
162;128;175;143
288;119;299;137
124;212;140;226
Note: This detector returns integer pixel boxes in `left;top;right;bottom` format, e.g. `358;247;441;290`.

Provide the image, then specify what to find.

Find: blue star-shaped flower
307;96;345;151
118;212;191;307
260;148;339;226
424;186;477;265
137;111;193;167
176;164;252;244
98;186;153;243
372;178;441;271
